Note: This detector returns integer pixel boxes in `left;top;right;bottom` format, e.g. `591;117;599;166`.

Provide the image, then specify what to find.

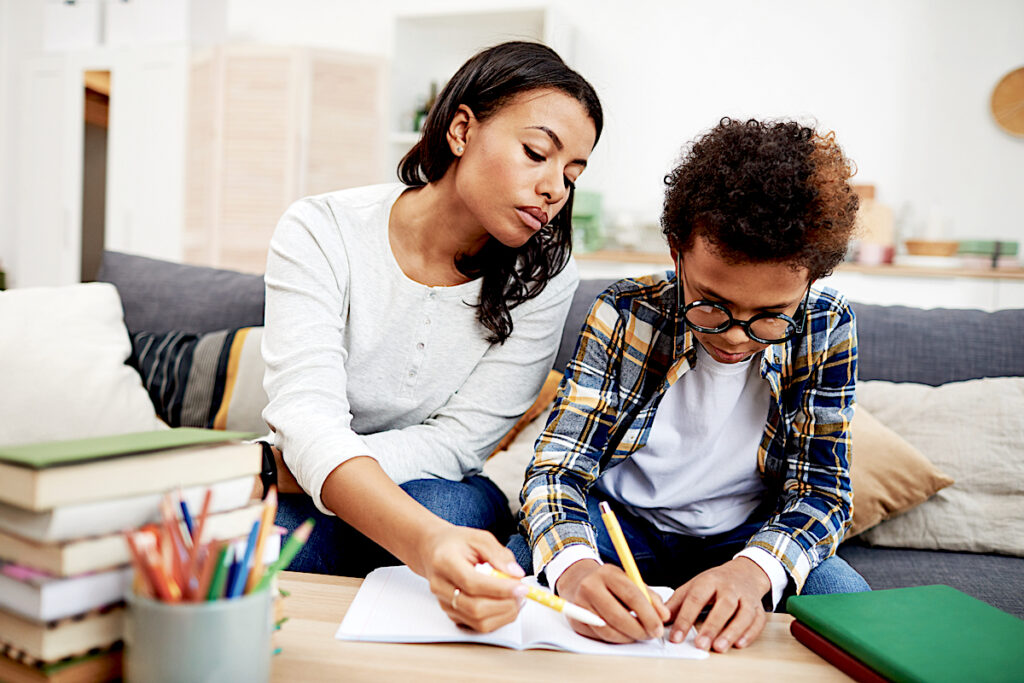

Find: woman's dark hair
399;41;603;344
662;118;859;280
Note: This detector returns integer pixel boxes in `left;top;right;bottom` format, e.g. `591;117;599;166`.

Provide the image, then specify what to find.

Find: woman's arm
261;198;523;631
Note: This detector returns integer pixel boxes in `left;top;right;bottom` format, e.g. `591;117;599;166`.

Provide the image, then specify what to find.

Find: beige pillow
0;283;166;446
848;405;954;537
857;377;1024;556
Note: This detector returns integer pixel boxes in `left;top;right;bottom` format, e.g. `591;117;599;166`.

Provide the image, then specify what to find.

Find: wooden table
272;571;850;682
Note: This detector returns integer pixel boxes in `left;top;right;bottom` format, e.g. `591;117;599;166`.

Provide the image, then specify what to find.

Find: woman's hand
555;559;669;643
664;557;770;652
416;524;528;633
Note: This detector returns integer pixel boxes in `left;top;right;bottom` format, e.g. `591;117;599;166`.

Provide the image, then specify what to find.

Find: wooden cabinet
184;46;386;273
8;43;385;285
13;55;79;287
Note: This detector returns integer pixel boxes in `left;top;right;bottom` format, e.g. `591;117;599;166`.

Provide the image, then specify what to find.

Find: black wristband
259;440;278;499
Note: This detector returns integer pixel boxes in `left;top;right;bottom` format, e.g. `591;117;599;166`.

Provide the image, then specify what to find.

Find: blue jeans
277;475;514;577
508;493;869;610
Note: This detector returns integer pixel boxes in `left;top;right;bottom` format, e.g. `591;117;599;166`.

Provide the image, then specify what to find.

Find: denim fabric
276;475;514;577
510;492;868;609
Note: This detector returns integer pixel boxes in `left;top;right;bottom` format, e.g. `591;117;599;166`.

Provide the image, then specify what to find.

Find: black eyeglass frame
674;255;812;345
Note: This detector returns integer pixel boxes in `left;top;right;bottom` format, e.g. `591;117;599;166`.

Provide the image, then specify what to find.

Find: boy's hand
664;557;770;652
555;559;670;643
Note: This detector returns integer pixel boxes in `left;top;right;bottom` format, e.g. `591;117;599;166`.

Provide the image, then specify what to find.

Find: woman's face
450;88;597;248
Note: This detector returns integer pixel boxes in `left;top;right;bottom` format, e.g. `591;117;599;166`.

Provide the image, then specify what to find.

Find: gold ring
452;587;461;610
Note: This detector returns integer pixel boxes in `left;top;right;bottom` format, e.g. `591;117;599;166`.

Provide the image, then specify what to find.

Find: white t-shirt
261;183;579;514
597;343;768;535
548;343;789;607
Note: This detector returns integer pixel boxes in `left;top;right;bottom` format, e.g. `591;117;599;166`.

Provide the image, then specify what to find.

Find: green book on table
787;585;1024;683
0;428;260;511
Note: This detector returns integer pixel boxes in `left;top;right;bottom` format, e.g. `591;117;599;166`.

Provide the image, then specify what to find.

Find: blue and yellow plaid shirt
520;271;857;593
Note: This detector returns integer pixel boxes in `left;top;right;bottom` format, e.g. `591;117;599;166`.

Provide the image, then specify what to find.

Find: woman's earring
455;145;464;154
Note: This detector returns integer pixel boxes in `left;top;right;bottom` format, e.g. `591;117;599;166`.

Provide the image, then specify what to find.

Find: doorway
81;70;109;282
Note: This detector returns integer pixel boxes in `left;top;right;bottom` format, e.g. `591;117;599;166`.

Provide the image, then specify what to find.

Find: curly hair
661;118;858;280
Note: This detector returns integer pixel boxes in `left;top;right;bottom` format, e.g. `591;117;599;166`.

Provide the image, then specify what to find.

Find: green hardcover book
787;585;1024;683
0;428;261;511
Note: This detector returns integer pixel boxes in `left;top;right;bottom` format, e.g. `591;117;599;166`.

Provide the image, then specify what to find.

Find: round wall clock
991;66;1024;137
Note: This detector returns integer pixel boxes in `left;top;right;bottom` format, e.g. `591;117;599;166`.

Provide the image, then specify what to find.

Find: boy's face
675;236;811;364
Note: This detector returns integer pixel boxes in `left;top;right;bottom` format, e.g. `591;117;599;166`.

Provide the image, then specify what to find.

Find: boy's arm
519;290;624;580
519;290;669;643
745;299;858;593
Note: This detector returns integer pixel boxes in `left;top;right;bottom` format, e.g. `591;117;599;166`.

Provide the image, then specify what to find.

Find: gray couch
98;250;1024;618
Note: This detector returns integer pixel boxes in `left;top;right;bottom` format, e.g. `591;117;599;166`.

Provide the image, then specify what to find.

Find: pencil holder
124;589;274;683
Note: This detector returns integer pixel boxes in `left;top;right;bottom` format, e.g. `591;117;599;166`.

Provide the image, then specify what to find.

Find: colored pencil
254;519;314;592
227;521;261;598
195;541;222;601
183;489;214;591
178;491;195;539
207;543;232;601
246;486;278;593
123;531;158;598
142;534;182;602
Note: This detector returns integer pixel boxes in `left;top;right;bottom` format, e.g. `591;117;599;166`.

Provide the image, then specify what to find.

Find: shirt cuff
276;430;375;516
541;545;602;594
735;546;788;610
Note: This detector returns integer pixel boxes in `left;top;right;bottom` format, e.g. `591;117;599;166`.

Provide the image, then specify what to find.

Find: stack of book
787;585;1024;683
0;428;264;682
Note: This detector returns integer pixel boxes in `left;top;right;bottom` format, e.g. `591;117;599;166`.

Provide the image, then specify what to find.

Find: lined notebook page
336;566;708;659
336;565;523;649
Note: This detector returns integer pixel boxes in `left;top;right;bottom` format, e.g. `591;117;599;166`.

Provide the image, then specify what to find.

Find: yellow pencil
475;564;606;627
599;501;653;605
245;485;278;593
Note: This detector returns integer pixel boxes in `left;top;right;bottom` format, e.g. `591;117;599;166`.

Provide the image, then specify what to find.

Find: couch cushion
856;377;1024;557
0;283;166;446
837;543;1024;619
851;302;1024;385
131;327;269;434
848;405;954;537
97;251;265;334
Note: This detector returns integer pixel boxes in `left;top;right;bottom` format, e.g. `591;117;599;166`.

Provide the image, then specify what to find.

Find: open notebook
336;565;708;660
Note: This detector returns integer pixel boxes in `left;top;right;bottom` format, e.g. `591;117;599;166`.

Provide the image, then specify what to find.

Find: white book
0;564;133;622
0;502;268;576
336;565;709;660
0;535;281;622
0;475;255;543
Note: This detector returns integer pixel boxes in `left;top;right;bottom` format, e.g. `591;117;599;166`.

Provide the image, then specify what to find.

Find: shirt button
424;318;431;326
416;342;425;350
408;370;417;378
428;291;436;300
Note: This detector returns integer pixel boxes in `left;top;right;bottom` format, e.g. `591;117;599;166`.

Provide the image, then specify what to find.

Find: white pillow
0;282;166;446
856;377;1024;557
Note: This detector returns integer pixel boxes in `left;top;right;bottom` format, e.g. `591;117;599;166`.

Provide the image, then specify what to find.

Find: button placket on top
404;288;436;395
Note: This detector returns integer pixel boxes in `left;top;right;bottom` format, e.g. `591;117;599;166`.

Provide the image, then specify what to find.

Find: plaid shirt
520;271;857;593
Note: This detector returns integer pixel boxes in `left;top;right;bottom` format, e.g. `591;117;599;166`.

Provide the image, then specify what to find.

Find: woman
260;41;602;632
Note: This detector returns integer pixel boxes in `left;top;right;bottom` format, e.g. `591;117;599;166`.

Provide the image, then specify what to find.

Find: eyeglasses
675;256;811;345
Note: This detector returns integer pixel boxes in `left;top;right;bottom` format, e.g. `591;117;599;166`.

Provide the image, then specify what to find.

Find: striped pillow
130;327;269;434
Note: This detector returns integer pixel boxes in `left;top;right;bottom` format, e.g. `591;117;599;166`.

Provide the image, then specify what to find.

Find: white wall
228;0;1024;244
2;0;1021;286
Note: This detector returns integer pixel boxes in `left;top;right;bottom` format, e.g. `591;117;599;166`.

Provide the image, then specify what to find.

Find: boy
510;118;869;652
